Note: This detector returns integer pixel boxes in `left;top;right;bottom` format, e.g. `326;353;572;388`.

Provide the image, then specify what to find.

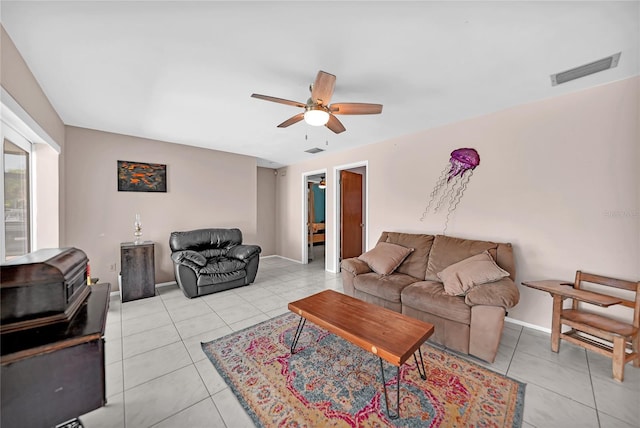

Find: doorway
302;170;327;267
333;162;368;272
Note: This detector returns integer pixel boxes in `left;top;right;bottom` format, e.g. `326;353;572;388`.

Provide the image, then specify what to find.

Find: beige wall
33;143;59;248
257;167;277;256
1;24;64;249
64;126;259;290
275;76;639;329
0;26;65;144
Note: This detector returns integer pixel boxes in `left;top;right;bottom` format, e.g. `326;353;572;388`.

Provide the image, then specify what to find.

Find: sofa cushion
437;251;510;296
169;228;243;251
199;257;246;274
196;269;246;286
383;232;434;279
353;272;416;303
358;242;414;276
401;281;472;325
200;248;226;259
226;244;261;260
425;235;498;281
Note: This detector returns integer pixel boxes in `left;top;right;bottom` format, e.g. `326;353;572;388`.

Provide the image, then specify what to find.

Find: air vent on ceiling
305;147;324;154
550;52;621;86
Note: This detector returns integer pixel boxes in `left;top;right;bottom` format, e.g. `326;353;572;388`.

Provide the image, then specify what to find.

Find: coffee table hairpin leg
379;347;427;419
290;317;306;354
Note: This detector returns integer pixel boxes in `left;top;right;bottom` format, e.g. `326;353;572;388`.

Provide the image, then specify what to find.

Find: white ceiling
2;1;638;168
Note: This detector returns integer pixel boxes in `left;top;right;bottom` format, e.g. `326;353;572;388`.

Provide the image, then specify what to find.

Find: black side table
120;241;155;302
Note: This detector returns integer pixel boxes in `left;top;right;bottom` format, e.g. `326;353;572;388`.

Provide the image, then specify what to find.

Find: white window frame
1;123;34;261
1;88;61;260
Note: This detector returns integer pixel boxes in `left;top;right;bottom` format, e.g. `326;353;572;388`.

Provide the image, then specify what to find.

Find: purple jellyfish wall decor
419;148;480;233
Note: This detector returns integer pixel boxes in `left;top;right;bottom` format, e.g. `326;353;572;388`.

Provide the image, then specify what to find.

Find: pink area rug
202;312;525;427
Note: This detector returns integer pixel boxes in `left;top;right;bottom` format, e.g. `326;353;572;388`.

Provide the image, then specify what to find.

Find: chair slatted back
572;270;640;327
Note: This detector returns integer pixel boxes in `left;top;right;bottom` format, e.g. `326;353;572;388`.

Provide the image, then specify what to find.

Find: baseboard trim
505;316;550;334
110;281;177;299
271;255;303;264
156;281;177;288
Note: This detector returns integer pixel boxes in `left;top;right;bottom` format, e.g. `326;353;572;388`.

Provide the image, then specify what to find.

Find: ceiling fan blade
311;71;336;106
277;113;305;128
329;103;383;115
251;93;306;108
325;114;346;134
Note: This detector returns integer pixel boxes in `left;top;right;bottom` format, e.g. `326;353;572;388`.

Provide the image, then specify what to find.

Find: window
2;138;31;260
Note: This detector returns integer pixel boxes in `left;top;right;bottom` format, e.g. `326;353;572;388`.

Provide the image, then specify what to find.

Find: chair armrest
465;278;520;309
341;258;372;276
171;250;207;267
227;244;261;261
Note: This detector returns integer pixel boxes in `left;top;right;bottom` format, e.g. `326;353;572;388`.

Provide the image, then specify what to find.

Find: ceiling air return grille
305;147;324;154
551;52;621;86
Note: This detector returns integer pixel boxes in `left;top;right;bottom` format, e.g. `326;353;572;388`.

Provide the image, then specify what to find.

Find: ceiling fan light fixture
304;107;330;126
318;177;326;189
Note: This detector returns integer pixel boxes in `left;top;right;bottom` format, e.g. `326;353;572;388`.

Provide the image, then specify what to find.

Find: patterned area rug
202;312;525;427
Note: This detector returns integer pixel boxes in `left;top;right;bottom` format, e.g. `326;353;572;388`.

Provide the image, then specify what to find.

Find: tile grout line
584;351;602;428
133;291;209;427
504;326;524;376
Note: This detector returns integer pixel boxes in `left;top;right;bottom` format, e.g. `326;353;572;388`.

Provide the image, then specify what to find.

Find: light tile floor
80;252;639;428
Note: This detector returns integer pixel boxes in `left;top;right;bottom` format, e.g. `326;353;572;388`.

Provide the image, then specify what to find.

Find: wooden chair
555;271;639;382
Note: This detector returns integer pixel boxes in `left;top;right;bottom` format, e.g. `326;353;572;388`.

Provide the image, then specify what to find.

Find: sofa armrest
171;250;207;267
465;277;520;309
227;244;261;261
341;258;372;276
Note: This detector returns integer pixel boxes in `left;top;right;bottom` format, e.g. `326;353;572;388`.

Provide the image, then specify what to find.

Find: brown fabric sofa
341;232;520;363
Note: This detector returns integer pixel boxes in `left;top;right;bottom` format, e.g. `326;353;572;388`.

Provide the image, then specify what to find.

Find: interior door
340;170;363;260
307;183;314;261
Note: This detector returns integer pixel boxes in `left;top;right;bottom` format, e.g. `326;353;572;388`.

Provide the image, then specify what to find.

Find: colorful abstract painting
117;160;167;192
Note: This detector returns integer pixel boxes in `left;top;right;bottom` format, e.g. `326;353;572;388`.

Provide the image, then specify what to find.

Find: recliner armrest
341;258;372;276
171;250;207;267
227;244;261;260
465;277;520;309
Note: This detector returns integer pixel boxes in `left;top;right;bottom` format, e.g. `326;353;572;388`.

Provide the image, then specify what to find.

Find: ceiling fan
251;70;383;134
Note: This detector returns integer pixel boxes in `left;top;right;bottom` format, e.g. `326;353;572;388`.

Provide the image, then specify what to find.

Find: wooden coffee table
288;290;435;419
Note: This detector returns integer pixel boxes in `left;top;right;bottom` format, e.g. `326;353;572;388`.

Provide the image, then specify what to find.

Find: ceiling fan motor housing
304;105;330;126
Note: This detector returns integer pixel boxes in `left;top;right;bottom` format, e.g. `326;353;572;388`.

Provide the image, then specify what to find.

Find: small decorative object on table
133;213;143;244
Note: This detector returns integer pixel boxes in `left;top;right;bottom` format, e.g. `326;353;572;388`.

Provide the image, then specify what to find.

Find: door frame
332;161;368;273
301;168;327;267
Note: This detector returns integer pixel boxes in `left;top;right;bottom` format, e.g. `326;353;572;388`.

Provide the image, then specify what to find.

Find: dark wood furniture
1;283;111;428
523;272;639;382
310;222;325;244
1;248;89;333
120;241;155;302
288;290;434;418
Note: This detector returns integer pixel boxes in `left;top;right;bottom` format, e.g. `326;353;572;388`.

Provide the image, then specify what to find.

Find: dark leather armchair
169;228;261;298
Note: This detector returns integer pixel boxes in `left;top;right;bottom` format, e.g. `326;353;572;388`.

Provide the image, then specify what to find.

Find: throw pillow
437;250;510;296
425;234;498;281
384;232;434;279
358;242;414;276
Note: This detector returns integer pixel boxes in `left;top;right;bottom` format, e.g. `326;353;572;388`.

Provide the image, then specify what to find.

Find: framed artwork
117;160;167;192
